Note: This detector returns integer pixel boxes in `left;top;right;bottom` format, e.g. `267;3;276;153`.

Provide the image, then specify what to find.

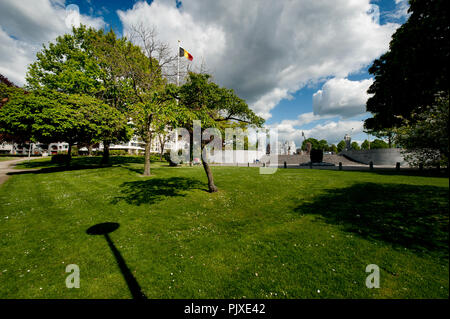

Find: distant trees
329;144;338;154
370;139;389;149
361;140;370;150
351;141;360;150
301;138;328;151
337;140;346;153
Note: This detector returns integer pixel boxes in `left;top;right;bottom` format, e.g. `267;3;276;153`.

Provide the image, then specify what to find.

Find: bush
310;149;323;163
51;154;71;164
71;146;79;156
110;150;127;156
164;152;179;166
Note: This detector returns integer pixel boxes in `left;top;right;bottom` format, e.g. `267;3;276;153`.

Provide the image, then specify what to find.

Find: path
0;158;35;186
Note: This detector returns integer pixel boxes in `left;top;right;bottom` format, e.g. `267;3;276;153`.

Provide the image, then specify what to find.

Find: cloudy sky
0;0;410;146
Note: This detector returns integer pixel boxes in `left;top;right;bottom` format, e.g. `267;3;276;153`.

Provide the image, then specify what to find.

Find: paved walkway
0;158;34;186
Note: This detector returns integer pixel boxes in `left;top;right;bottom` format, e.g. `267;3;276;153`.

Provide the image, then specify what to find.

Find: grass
0;156;448;299
0;157;15;162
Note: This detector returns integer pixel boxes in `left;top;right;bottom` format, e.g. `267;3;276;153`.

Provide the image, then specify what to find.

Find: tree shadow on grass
7;164;113;176
295;183;449;258
14;156;149;170
112;177;206;206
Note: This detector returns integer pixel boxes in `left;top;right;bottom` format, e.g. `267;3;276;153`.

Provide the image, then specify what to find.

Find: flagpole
177;40;180;87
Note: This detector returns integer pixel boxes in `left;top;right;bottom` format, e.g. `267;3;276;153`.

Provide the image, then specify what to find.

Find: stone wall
340;148;406;165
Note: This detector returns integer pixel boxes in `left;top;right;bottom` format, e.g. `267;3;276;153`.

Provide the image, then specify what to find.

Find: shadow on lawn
112;177;206;206
7;164;112;176
14;156;159;170
295;183;449;258
86;222;147;299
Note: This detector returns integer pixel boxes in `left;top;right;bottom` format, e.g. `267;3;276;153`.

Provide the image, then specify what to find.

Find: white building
0;141;68;156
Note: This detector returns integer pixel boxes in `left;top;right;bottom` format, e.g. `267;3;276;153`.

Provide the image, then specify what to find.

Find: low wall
340;148;406;166
208;150;266;163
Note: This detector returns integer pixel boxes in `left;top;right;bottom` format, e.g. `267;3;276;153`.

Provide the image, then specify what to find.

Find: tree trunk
201;150;218;193
88;144;93;156
143;132;152;176
101;141;110;164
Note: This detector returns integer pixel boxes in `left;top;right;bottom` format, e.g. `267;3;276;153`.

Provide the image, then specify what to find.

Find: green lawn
0;156;448;298
0;157;14;162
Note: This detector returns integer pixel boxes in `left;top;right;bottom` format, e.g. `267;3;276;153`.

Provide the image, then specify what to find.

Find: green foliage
361;140;370;150
329;144;338;153
395;93;449;167
24;26;132;153
301;138;328;151
110;150;128;156
178;72;264;131
365;0;449;132
26;25;104;95
0;90;131;157
164;152;179;166
337;140;346;152
351;141;360;150
370;139;389;149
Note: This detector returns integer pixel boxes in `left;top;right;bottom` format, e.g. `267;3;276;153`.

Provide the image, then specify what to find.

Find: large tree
365;0;449;133
112;25;178;176
178;72;264;193
26;25;131;163
0;89;130;164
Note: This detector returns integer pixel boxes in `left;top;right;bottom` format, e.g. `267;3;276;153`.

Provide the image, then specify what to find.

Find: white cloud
0;0;105;85
269;117;364;146
385;0;410;21
117;0;399;119
313;78;373;118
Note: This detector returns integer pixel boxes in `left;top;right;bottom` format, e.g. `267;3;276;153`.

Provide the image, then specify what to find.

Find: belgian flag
179;47;193;61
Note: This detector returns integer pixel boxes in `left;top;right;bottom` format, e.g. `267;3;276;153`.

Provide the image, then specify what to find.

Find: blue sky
0;0;410;146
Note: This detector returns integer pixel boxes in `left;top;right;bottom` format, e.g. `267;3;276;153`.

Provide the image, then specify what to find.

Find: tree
301;138;326;150
351;141;360;150
26;25;132;164
337;140;346;152
0;75;26;144
370;139;389;149
329;144;338;154
178;72;264;192
395;93;449;167
0;89;130;164
365;0;449;133
361;140;370;150
113;25;178;176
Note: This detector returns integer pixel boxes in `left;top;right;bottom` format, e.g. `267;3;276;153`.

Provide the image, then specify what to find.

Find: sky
0;0;410;147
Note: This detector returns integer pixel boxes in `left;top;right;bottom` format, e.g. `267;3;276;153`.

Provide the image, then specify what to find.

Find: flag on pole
179;47;193;61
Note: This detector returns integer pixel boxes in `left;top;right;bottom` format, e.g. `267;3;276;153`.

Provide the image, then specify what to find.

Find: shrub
71;146;79;156
310;149;323;163
164;152;179;166
110;150;127;156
